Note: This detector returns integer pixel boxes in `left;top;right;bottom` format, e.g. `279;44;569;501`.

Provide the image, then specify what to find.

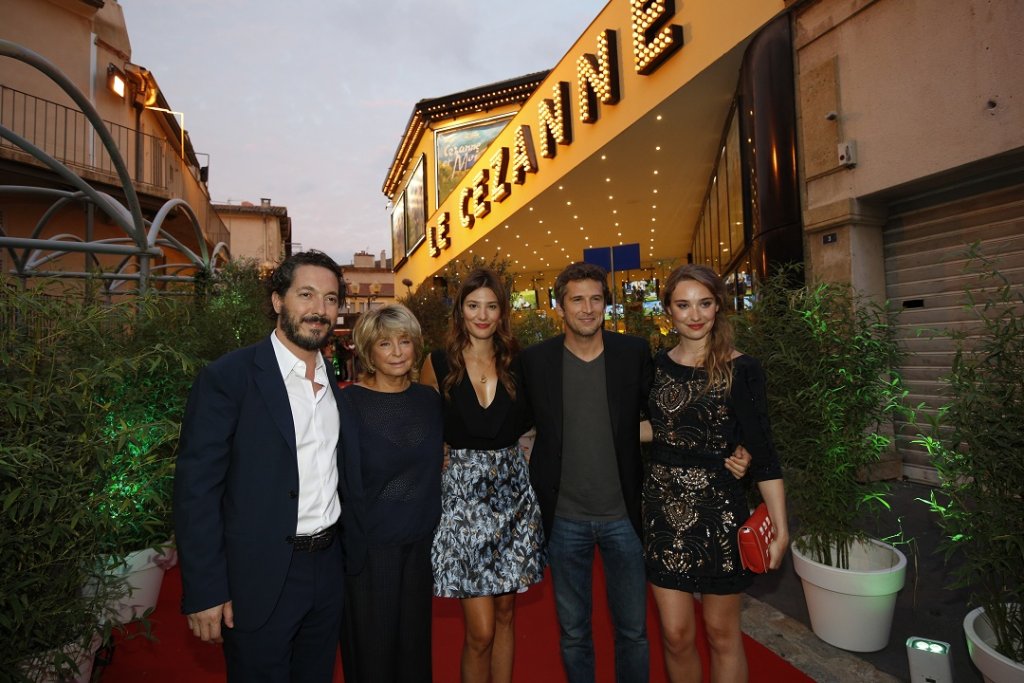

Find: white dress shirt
270;331;341;535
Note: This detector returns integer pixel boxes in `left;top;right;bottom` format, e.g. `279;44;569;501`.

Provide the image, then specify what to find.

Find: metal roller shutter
884;181;1024;484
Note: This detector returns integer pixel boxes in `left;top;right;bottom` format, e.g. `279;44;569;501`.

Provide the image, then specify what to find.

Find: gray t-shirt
556;347;627;520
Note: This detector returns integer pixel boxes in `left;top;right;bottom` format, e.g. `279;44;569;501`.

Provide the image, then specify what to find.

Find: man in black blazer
520;262;653;683
174;250;346;681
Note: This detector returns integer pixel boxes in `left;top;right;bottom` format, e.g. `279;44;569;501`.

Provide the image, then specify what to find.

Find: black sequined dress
644;351;782;594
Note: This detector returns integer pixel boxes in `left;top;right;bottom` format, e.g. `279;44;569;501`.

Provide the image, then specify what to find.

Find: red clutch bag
737;503;775;573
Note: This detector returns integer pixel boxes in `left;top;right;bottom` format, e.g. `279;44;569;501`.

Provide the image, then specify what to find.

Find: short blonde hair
352;304;423;380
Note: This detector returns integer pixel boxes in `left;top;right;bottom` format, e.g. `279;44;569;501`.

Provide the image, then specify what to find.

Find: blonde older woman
338;304;444;683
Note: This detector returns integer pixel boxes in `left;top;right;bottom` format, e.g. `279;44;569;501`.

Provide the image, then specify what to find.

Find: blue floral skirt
432;445;546;598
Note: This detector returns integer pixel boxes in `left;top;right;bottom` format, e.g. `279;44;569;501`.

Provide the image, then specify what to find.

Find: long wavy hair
662;264;735;395
441;269;519;401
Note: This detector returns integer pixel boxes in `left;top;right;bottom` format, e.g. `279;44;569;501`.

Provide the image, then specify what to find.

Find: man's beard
564;315;603;338
279;304;332;351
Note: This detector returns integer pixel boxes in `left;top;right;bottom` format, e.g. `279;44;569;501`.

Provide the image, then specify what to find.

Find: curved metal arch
211;242;231;264
0;39;226;293
0;124;137;238
0;39;145;241
149;198;209;266
25;236;163;271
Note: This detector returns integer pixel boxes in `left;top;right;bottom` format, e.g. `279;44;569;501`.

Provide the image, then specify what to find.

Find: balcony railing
0;85;174;191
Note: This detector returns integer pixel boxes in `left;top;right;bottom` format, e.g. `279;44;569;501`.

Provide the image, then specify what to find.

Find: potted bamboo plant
89;262;271;626
1;283;121;680
734;269;909;652
913;250;1023;682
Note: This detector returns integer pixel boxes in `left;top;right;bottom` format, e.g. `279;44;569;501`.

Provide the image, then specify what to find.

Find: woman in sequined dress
641;264;788;683
420;268;545;683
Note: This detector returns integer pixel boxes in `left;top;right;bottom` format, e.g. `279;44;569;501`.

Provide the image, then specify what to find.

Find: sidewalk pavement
742;595;900;683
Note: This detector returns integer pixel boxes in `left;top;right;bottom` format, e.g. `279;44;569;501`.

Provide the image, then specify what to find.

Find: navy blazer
173;335;344;631
520;330;653;541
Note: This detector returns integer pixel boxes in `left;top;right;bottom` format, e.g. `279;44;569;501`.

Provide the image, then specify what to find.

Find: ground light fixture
906;636;952;683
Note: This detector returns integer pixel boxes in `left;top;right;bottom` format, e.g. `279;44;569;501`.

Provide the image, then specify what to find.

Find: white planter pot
964;605;1024;683
105;544;172;624
791;537;907;652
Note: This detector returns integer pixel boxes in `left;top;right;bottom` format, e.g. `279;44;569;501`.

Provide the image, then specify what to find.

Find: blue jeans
548;516;649;683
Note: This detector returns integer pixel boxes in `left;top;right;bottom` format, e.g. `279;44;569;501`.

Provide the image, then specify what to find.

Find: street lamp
145;106;185;160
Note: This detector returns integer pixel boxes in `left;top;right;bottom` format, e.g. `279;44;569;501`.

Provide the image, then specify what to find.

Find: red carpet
101;565;813;682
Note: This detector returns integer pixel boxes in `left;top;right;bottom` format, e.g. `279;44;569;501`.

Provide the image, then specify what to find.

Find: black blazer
520;330;653;541
173;335;344;630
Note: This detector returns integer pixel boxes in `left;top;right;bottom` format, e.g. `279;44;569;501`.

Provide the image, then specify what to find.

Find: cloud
121;0;601;263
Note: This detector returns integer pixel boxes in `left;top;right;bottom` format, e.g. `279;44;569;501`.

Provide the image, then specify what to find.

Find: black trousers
223;539;344;682
340;537;433;683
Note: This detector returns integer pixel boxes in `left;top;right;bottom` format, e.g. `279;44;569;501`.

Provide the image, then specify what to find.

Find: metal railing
0;85;170;190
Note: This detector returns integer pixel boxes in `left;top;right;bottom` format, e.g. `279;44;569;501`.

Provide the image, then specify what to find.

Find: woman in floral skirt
421;268;545;683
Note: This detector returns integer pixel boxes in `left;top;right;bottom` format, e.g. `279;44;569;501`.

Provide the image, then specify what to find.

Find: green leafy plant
1;282;123;677
913;249;1023;661
734;268;907;568
1;265;271;674
512;309;561;347
622;282;671;353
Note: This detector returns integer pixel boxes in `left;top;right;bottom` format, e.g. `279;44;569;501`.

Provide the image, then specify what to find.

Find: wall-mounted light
107;64;127;98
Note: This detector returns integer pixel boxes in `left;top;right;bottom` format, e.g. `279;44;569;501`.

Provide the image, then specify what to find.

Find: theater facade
382;0;1024;481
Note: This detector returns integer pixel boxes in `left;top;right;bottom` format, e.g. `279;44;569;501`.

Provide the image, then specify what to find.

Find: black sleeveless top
429;349;530;450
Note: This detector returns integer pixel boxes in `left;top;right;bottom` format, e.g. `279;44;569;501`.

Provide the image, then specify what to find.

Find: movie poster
405;156;426;255
434;114;514;204
391;192;406;264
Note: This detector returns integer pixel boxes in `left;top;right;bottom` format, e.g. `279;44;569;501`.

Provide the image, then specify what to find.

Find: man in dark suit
174;250;346;681
520;262;653;683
